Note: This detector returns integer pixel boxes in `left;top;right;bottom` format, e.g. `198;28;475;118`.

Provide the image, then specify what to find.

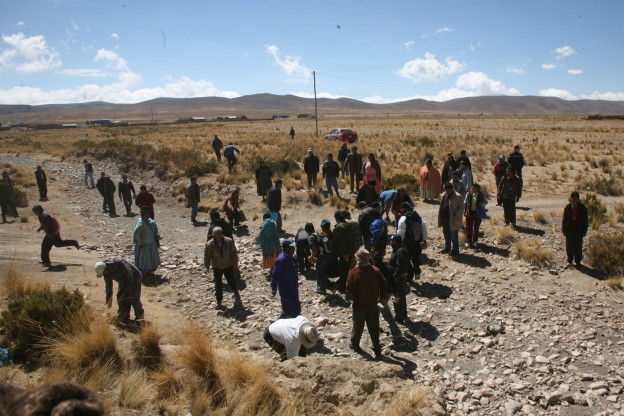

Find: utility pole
313;71;319;137
151;108;154;123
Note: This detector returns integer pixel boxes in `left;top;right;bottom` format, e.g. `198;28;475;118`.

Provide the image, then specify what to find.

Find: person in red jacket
32;205;79;267
135;185;156;219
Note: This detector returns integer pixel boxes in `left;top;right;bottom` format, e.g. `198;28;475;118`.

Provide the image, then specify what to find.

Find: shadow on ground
515;225;545;236
450;252;492;268
412;282;453;299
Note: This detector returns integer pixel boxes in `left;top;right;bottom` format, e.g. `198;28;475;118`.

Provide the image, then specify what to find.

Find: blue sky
1;0;623;105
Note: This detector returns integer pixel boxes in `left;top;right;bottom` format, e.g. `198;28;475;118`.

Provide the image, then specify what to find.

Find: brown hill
1;94;624;124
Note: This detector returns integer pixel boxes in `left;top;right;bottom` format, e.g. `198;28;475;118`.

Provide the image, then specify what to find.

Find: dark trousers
263;327;305;361
226;209;240;226
213;266;238;304
349;171;362;192
393;290;408;323
121;195;133;214
296;245;311;271
306;172;317;188
41;234;77;263
405;241;422;279
37;181;47;200
351;307;381;355
104;195;116;216
227;156;237;172
502;198;516;225
117;279;143;322
315;255;336;291
566;230;584;264
214;148;221;161
465;211;482;243
0;199;17;221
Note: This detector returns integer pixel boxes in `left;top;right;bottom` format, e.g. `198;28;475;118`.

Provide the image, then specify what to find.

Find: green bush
581;174;622;196
184;162;219;178
586;233;624;276
581;193;607;222
0;286;87;362
385;174;420;195
248;157;300;176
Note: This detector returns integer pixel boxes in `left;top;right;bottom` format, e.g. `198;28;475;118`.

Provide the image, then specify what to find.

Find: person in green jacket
337;142;351;178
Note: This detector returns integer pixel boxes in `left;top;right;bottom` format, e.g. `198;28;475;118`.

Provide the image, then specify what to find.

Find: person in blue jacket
270;239;301;318
369;210;388;265
223;142;241;173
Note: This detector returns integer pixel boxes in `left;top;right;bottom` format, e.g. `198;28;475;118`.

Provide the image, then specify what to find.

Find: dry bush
132;322;162;370
19;214;28;223
2;163;36;187
119;369;157;410
495;225;516;244
586;232;624;276
606;278;622;291
287;193;303;205
0;264;32;298
387;387;446;416
308;189;324;205
177;324;225;407
329;194;349;209
514;239;554;267
613;203;624;223
533;211;548;224
153;364;183;401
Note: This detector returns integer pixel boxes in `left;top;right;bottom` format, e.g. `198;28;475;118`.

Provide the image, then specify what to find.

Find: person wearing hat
450;170;466;197
346;248;387;359
185;176;201;224
441;153;459;185
270;239;300;318
356;178;380;208
256;212;281;270
207;210;233;242
508;145;525;178
497;166;522;227
419;159;442;202
96;172;108;213
0;172;18;223
562;191;589;268
255;160;273;202
102;174;117;217
492;155;509;200
118;174;136;216
204;226;241;309
438;182;464;255
267;179;283;231
83;159;95;188
264;315;319;361
308;219;337;295
362;153;381;193
344;145;363;193
303;148;320;188
337;142;351;178
389;234;410;323
223;142;241;173
94;257;144;324
223;188;241;227
322;153;341;197
457;150;472;170
211;134;223;161
34;165;48;202
32;205;79;267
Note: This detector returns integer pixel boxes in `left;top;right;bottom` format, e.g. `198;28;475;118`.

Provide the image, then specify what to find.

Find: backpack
312;232;333;256
403;210;423;242
295;229;310;250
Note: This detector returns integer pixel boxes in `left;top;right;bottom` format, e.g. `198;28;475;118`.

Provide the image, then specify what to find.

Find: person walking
419;159;441;201
135;185;156;219
441;153;459;185
35;165;48;201
0;172;18;223
389;234;410;323
267;179;283;231
337;142;351;178
96;172;108;212
204;226;241;309
264;315;319;361
223;142;241;173
508;145;525;178
211;135;223;161
344;145;363;193
562;191;589;268
303;148;320;188
133;209;160;278
223;188;241;227
255;160;273;202
459;161;473;193
396;202;428;281
497;167;522;227
103;175;117;217
347;248;387;359
185;176;201;224
256;212;281;271
32;205;79;267
207;211;233;242
94;257;143;324
308;219;337;295
322;153;341;197
362;153;382;194
118;174;136;216
83;159;95;188
270;239;301;319
464;183;487;249
289;126;295;140
438;182;464;256
370;210;388;264
492;155;509;202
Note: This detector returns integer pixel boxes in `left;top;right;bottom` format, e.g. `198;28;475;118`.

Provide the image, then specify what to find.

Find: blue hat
281;239;296;249
390;234;403;243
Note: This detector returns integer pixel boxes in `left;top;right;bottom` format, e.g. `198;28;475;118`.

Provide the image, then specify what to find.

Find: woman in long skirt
255;212;281;270
419;159;442;201
362;153;382;194
133;209;160;278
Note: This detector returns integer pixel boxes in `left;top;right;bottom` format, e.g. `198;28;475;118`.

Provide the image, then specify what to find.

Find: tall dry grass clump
119;369;157;410
152;365;183;402
329;194;349;209
533;211;547;224
494;225;516;244
0;264;32;298
514;239;554;267
606;278;623;291
132;322;162;370
308;189;324;205
586;232;624;276
386;387;446;416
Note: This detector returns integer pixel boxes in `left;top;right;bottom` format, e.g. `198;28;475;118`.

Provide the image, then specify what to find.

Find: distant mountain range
1;94;624;124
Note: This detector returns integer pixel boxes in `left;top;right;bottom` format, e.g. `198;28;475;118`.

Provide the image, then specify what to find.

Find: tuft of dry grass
533;211;548;224
514;239;554;267
19;214;29;223
606;277;622;291
386;387;446;416
119;369;157;410
308;189;324;206
132;322;163;370
153;365;183;401
494;225;516;244
329;194;349;209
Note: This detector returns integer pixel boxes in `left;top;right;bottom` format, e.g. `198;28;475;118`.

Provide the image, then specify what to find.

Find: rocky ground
1;153;623;416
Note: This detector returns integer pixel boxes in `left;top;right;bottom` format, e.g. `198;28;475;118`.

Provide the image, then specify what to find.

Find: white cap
95;261;106;277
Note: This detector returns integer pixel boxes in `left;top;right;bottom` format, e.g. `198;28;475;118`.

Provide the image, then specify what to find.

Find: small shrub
613;203;624;223
119;369;156;410
184;162;218;178
153;365;183;401
586;233;624;276
249;157;300;177
606;278;622;291
19;214;28;223
533;211;547;224
582;193;606;224
580;174;622;196
514;239;554;267
12;186;28;208
308;189;324;206
385;174;419;195
329;194;349;209
0;286;86;362
132;323;162;370
495;225;516;244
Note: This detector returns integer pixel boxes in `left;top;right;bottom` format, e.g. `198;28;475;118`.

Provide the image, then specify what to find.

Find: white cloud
70;21;79;31
507;66;526;75
542;63;557;70
555;45;577;59
435;27;455;34
567;69;583;75
265;44;312;82
538;88;577;100
397;52;464;82
0;32;61;73
61;68;108;77
539;88;624;101
456;72;521;95
111;33;120;40
468;42;481;52
16;21;24;27
291;91;349;99
404;40;415;50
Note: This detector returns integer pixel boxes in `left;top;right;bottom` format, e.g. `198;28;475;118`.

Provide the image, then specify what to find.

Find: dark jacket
207;218;233;241
35;169;47;184
457;156;472;170
304;154;320;174
344;152;363;175
498;175;523;201
508;151;525;172
267;185;282;212
346;265;387;310
186;183;201;204
96;177;106;196
358;207;378;237
270;252;299;300
103;257;141;303
442;160;459;184
38;211;60;237
356;184;380;206
390;244;410;288
322;160;340;178
211;136;223;150
0;178;14;201
103;178;116;196
118;181;136;199
562;203;589;236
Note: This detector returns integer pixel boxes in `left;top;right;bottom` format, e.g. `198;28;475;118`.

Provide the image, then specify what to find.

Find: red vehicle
325;128;358;143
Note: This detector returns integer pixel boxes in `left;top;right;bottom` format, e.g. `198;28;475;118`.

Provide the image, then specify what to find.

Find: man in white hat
264;315;319;361
94;257;144;324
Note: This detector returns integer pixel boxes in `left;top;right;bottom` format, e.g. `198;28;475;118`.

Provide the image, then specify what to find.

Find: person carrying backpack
397;202;428;281
295;223;315;273
308;219;336;295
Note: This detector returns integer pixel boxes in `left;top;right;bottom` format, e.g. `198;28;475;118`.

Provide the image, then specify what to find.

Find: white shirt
268;315;310;359
397;215;428;242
